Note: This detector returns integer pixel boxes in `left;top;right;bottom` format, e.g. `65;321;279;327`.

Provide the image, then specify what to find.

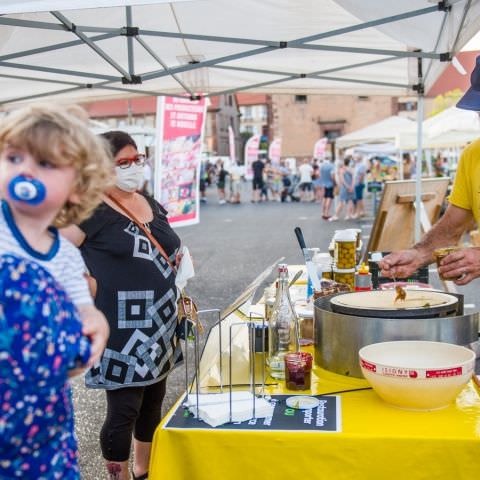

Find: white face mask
115;163;145;192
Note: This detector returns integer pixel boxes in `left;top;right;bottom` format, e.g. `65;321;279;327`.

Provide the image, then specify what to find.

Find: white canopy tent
0;0;479;240
350;143;400;156
0;1;477;105
336;116;415;149
396;106;480;149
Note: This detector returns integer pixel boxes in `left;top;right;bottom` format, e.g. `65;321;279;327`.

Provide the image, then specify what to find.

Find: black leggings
100;379;167;462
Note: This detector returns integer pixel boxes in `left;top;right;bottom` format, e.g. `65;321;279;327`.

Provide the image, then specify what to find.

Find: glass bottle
268;264;300;379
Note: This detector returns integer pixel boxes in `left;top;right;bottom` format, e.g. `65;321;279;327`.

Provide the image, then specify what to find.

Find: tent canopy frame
0;1;454;104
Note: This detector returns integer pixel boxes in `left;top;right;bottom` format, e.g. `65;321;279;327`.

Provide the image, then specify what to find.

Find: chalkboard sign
164;394;341;432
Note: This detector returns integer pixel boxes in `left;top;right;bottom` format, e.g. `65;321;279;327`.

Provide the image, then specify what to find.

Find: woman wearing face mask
62;131;182;480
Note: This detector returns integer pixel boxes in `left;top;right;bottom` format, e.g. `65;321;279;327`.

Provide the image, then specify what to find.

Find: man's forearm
413;207;470;265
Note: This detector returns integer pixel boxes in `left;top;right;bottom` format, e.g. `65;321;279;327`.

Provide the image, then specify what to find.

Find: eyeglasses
115;154;146;169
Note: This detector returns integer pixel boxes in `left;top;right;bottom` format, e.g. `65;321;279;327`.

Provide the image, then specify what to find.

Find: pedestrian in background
312;161;323;203
199;161;208;203
229;161;242;204
402;153;412;180
216;159;228;205
330;157;355;221
298;158;314;202
251;156;265;203
320;157;335;219
353;154;367;218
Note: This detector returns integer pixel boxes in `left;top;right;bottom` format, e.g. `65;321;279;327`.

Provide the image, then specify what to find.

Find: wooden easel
365;177;456;292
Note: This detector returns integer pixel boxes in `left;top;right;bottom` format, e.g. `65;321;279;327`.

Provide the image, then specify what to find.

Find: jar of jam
284;352;313;390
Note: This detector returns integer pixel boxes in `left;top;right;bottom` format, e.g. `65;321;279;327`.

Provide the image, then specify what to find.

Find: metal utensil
294;227;321;291
288;269;303;288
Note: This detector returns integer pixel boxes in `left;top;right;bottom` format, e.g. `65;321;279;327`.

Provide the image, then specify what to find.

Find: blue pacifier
8;175;46;205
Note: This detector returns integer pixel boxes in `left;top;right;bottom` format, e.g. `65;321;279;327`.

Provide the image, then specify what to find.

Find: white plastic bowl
359;341;475;410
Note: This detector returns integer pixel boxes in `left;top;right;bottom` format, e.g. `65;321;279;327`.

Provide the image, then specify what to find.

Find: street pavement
73;183;479;479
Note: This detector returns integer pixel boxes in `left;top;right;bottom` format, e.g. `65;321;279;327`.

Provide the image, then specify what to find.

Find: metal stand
184;309;270;424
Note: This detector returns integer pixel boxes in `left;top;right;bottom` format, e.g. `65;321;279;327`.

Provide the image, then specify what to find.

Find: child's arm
78;304;110;367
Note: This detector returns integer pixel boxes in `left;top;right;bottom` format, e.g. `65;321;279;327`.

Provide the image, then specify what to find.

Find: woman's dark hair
101;130;137;157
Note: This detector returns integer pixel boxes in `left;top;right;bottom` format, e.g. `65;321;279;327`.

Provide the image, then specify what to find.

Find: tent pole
126;7;135;77
415;79;424;243
399;149;404;180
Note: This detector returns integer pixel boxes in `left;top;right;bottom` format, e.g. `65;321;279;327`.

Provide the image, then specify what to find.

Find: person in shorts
298;158;314;201
320;158;335;219
353;155;367;218
251;157;265;203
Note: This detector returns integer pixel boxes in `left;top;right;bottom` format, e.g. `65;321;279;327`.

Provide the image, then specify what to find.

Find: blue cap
457;55;480;111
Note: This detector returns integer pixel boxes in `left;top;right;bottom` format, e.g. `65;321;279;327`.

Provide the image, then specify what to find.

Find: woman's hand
175;252;184;267
78;305;110;367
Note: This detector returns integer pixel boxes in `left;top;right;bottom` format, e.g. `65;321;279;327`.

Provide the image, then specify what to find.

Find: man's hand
379;249;425;279
437;247;480;285
78;304;109;367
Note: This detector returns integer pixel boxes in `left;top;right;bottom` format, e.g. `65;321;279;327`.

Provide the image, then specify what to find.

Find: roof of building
427;50;479;97
236;93;269;106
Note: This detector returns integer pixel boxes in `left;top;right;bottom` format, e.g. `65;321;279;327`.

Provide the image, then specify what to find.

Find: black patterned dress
79;195;182;389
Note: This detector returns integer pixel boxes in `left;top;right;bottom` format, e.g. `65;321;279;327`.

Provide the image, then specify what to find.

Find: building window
260;105;267;121
244;106;252;120
358;96;370;101
398;101;417;112
324;129;342;140
295;95;308;103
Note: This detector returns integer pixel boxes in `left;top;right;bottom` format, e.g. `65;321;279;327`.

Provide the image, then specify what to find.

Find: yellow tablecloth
151;348;480;480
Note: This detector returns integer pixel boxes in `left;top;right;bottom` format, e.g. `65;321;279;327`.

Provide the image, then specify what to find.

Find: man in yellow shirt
380;56;480;285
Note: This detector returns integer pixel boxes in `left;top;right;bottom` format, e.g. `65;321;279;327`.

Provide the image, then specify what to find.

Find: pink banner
154;96;207;227
228;125;236;164
244;134;260;179
313;137;328;160
268;138;282;164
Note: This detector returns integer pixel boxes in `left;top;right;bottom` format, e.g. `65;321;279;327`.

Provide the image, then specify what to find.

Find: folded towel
184;392;274;427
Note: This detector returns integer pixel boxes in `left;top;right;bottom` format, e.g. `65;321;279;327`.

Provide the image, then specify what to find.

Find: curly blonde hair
0;103;114;227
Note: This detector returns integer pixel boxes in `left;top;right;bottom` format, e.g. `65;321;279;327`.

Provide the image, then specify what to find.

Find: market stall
151;284;480;480
150;224;479;478
336;115;415;150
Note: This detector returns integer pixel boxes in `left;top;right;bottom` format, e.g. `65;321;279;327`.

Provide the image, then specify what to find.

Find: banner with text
244;134;260;179
155;96;207;227
313;137;328;160
268;137;282;165
228;125;236;164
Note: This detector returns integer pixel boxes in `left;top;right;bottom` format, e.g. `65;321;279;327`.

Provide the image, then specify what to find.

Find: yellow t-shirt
448;138;480;224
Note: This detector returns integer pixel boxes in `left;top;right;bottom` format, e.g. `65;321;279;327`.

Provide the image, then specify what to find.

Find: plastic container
355;263;372;291
313;251;333;279
334;230;357;269
333;267;355;290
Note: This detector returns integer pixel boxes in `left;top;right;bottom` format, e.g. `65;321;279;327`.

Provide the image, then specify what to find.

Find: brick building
82;51;479;160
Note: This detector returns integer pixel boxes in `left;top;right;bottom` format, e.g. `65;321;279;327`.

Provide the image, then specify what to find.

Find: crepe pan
329;289;459;318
